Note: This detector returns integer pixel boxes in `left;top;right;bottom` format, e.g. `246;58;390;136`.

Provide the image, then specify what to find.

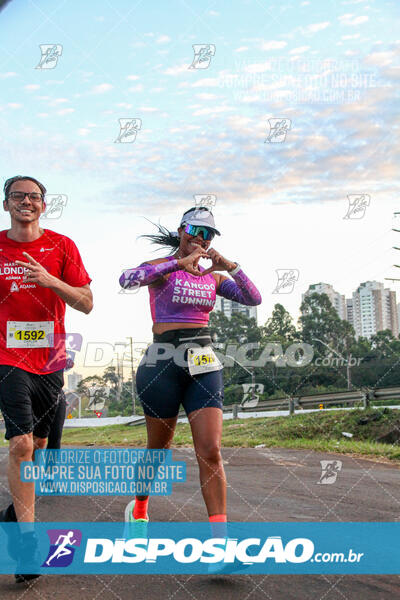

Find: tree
103;366;119;387
299;293;347;353
262;303;298;343
370;330;396;360
209;311;261;344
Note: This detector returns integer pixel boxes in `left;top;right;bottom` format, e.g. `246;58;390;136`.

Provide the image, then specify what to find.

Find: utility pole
385;214;400;283
346;353;351;390
116;355;122;403
127;336;135;415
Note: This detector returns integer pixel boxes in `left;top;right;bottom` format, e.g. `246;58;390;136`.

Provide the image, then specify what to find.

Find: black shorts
0;365;64;440
136;328;224;419
47;390;67;450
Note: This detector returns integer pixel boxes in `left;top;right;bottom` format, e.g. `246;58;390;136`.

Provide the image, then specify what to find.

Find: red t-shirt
0;229;91;374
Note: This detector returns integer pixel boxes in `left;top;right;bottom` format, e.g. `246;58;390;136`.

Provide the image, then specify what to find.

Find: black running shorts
136;328;224;419
0;365;64;440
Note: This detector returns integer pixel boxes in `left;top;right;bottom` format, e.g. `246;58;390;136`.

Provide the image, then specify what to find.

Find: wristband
227;262;241;276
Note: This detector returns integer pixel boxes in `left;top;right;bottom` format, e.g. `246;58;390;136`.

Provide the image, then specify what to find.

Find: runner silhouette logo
42;529;82;567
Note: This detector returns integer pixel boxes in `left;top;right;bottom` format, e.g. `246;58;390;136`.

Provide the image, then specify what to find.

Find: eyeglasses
184;223;215;241
7;192;43;203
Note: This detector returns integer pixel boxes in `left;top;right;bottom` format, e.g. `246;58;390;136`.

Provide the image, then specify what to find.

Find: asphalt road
0;446;399;599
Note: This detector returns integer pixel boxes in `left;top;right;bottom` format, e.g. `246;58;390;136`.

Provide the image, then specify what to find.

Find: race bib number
187;345;222;376
7;321;54;348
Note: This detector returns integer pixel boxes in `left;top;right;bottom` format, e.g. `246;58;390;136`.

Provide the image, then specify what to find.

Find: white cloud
7;103;22;109
54;98;69;104
0;72;17;79
235;46;249;53
191;77;219;88
128;84;144;92
164;64;189;76
156;35;170;44
196;93;217;100
116;102;133;109
365;51;395;67
303;22;330;34
193;106;233;116
78;128;90;136
289;46;310;55
244;62;271;73
126;75;140;81
339;14;369;26
261;40;287;50
342;34;360;40
24;84;40;91
138;106;158;112
57;108;74;115
91;83;113;94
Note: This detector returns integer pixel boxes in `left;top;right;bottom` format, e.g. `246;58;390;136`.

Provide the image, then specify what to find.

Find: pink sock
209;514;227;538
133;498;149;519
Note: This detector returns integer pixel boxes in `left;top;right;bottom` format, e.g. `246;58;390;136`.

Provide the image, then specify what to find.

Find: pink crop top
148;256;217;324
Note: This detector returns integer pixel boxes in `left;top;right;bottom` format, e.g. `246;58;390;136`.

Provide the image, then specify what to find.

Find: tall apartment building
346;299;354;327
303;281;399;339
302;283;346;320
214;296;257;322
67;371;82;391
352;281;399;339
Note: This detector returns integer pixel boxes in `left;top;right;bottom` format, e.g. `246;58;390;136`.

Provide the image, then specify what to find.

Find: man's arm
15;252;93;314
48;281;93;314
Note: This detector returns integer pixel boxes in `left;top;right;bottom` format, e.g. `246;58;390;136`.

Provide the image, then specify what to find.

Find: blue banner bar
0;522;399;574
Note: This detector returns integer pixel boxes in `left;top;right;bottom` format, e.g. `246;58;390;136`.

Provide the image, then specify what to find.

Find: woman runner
119;206;262;569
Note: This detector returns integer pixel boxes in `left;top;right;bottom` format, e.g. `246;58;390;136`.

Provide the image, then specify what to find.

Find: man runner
0;175;92;583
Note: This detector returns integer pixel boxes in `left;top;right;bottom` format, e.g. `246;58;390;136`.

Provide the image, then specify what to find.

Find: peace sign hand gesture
15;252;56;288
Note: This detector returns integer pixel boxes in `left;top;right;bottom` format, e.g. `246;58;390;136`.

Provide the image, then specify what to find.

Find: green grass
61;408;400;462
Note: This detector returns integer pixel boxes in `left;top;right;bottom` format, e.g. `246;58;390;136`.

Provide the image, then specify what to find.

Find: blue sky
0;0;399;378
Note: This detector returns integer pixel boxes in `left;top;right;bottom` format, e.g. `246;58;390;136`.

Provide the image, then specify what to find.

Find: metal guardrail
127;386;400;425
230;387;400;416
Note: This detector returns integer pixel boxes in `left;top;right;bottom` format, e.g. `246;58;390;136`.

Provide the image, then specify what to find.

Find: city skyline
0;0;398;378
